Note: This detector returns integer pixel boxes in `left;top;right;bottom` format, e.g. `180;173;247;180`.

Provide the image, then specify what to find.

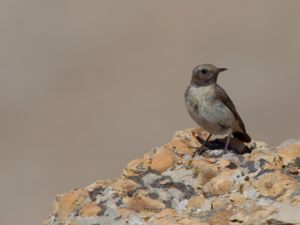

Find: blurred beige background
0;1;299;224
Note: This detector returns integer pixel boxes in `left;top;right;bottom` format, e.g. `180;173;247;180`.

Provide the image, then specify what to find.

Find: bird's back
214;84;251;142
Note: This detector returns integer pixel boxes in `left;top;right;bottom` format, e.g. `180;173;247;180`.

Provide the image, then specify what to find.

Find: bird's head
191;64;227;86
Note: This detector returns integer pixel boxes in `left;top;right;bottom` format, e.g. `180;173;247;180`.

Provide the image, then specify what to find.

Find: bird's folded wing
215;84;247;133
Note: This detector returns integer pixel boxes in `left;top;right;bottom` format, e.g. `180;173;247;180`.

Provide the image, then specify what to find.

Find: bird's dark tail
233;132;251;143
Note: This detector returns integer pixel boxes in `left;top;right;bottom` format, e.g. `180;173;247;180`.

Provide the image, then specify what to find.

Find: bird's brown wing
215;85;245;131
215;85;251;142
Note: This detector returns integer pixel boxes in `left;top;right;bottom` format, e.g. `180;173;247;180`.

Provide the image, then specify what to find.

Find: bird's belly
186;96;235;135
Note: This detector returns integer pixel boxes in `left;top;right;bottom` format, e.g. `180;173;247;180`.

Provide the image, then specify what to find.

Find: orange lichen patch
111;178;139;195
117;208;135;219
152;218;176;225
208;210;233;225
149;209;180;225
187;194;205;209
211;197;228;209
263;157;284;170
150;147;174;172
165;139;194;156
86;180;111;192
203;170;234;195
79;203;102;217
64;221;82;225
190;159;213;167
123;195;165;212
277;143;300;165
216;158;231;168
250;149;275;161
178;218;209;225
191;160;219;185
249;149;283;170
123;158;148;177
244;207;277;225
55;189;88;223
172;128;205;148
156;208;178;218
253;171;298;201
229;192;245;204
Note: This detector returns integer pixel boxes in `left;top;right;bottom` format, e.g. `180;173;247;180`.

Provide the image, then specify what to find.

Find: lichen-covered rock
150;147;175;172
45;129;300;225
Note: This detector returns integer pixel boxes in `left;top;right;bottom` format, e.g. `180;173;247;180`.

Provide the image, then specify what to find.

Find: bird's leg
204;133;212;145
224;132;232;153
194;133;212;156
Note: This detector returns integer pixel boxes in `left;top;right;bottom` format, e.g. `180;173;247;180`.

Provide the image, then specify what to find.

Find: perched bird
185;64;251;151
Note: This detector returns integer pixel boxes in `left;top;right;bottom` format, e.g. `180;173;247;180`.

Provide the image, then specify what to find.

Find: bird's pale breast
185;85;236;135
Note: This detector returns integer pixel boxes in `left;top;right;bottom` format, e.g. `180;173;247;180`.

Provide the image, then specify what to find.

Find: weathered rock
187;194;205;209
203;170;234;195
150;147;174;172
278;143;300;166
79;203;102;217
123;195;166;212
52;189;89;224
45;128;300;225
229;192;245;204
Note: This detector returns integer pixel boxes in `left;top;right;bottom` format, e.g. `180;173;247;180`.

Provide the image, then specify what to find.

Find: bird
184;63;251;152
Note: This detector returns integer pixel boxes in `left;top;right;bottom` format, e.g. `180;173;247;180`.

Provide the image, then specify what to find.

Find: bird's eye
201;69;208;74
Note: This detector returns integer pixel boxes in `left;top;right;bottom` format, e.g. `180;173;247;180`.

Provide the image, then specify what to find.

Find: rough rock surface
45;128;300;225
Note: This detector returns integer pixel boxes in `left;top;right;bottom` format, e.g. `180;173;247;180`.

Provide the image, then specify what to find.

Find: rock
271;202;300;224
111;178;139;196
211;197;228;209
203;170;234;195
45;128;300;225
243;206;277;225
191;159;219;185
79;203;102;217
123;195;165;212
207;210;233;225
253;170;298;202
150;147;174;172
123;158;148;177
52;189;89;224
167;138;195;156
249;149;283;170
277;143;300;166
280;138;300;147
187;194;205;209
229;192;244;204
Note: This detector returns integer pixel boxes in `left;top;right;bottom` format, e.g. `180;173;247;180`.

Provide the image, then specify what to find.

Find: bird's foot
194;146;209;156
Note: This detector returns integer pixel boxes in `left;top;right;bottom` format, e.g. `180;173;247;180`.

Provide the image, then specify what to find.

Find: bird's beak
217;68;227;73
